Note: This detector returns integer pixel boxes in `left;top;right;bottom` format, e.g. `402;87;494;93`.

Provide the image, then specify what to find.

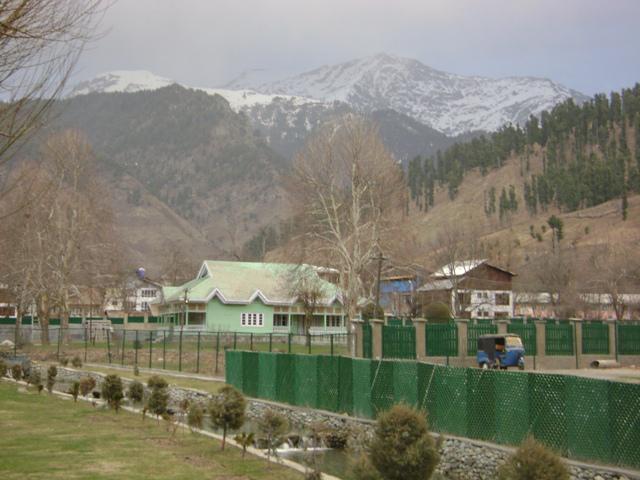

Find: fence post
13;325;17;356
574;319;582;369
352;319;364;358
455;318;469;365
534;319;546;367
84;325;88;363
178;328;183;372
196;331;201;373
233;332;237;350
307;332;311;354
250;333;253;351
106;329;112;364
608;319;618;363
149;331;153;369
121;330;126;366
371;318;384;359
163;331;167;370
215;332;220;374
288;333;292;353
330;334;334;356
56;326;62;361
496;319;509;335
269;333;273;352
413;318;427;360
134;330;139;367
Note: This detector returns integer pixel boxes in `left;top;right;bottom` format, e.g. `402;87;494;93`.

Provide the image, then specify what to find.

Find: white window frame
241;312;263;327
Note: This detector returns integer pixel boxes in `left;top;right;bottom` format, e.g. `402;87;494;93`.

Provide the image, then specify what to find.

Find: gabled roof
432;259;515;278
417;278;454;292
162;261;342;307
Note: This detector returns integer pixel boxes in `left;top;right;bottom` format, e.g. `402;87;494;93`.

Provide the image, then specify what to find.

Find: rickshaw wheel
480;362;489;370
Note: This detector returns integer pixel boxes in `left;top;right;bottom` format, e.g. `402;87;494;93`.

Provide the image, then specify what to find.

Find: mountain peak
69;70;175;96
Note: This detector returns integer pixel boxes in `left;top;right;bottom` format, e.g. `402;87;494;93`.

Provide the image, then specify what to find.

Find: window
141;302;150;311
273;314;288;327
241;312;263;327
326;315;342;327
495;293;510;306
141;289;156;298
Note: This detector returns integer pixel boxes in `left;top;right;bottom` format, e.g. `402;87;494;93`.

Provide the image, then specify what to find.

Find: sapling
11;364;22;380
101;374;124;412
46;365;57;393
209;385;246;450
127;380;144;403
69;381;80;402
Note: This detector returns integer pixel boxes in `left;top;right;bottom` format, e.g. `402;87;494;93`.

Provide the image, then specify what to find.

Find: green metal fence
226;351;640;469
467;322;498;355
582;322;609;354
545;322;574;355
382;325;416;359
618;323;640;354
425;322;458;357
507;322;537;356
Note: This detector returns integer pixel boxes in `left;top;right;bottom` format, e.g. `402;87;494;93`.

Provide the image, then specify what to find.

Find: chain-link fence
226;350;640;469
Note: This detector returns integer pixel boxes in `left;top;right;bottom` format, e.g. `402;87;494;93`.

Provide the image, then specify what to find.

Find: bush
71;356;82;368
0;359;7;377
351;454;382;480
127;380;144;403
101;374;124;412
28;369;42;390
187;403;205;431
423;302;452;323
79;376;96;396
497;436;569;480
209;385;246;450
59;357;69;367
133;364;140;376
11;364;22;381
368;404;439;480
147;375;168;390
46;365;57;393
361;303;384;321
257;409;289;457
69;381;80;402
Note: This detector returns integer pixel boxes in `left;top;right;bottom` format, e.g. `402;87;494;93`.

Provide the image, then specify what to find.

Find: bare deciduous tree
286;117;407;322
286;265;327;336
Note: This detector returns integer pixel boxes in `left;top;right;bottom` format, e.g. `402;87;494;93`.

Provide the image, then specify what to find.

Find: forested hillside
408;84;640;219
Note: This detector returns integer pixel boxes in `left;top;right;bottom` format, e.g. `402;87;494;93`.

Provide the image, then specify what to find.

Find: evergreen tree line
408;83;640;216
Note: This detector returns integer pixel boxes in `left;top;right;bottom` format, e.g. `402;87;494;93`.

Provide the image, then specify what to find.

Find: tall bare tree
0;0;106;169
286;265;327;336
286;116;407;322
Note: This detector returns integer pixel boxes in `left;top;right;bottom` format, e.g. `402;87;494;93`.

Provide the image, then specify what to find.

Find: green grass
0;381;302;480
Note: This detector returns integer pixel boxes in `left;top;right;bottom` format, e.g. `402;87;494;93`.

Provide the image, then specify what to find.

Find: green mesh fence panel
387;318;403;326
338;355;354;414
225;350;242;389
507;322;537;355
581;322;609;354
494;371;530;445
22;316;33;325
49;318;60;326
352;358;373;418
609;381;640;467
370;360;396;416
382;325;416;359
435;366;468;436
148;316;160;323
241;351;259;397
468;323;498;354
618;324;640;354
416;362;437;419
317;356;340;412
128;316;145;323
545;322;574;356
110;317;124;325
69;317;83;324
362;323;372;358
0;318;15;324
466;369;496;441
294;354;319;408
426;323;458;357
566;376;611;463
275;354;295;404
529;373;568;454
257;353;278;401
392;361;418;407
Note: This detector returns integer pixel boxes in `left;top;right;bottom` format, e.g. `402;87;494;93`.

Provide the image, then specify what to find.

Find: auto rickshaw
476;334;525;370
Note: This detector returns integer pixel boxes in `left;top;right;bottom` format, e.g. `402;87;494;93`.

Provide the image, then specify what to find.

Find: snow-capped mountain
229;53;588;136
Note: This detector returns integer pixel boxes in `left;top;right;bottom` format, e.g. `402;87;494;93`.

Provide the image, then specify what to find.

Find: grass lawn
0;381;302;480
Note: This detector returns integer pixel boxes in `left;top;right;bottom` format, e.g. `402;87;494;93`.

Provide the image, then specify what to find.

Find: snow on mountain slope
232;53;588;136
70;70;176;95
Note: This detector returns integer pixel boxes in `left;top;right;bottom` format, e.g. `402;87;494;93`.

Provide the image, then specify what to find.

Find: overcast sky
75;0;640;95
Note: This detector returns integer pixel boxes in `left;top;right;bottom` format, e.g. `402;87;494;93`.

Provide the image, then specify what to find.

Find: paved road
538;366;640;383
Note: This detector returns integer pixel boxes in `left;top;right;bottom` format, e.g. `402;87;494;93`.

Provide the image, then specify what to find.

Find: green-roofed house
153;261;346;334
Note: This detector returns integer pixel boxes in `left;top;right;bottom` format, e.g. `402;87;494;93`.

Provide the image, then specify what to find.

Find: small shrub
59;357;69;367
133;364;140;376
147;384;169;418
209;385;246;450
369;404;439;480
71;356;82;368
69;381;80;402
257;408;289;457
46;365;57;393
0;359;7;377
187;403;205;432
101;374;124;412
497;436;569;480
79;376;96;396
28;369;42;390
147;375;168;390
11;364;22;381
234;432;254;458
127;380;144;403
423;302;452;323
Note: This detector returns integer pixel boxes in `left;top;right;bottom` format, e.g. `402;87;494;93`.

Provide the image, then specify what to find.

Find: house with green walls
153;261;345;334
